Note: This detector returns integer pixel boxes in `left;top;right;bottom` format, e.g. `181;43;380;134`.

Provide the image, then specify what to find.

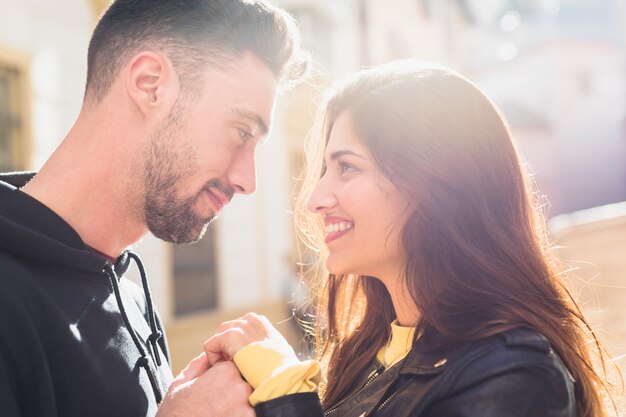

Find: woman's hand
203;312;291;366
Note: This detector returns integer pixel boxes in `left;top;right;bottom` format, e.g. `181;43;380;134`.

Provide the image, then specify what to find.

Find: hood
0;172;130;276
0;171;166;402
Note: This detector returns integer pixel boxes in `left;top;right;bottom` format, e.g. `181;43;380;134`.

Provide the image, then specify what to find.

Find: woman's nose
307;177;336;213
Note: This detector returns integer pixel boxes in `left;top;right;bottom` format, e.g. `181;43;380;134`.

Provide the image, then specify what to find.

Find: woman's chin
325;258;355;276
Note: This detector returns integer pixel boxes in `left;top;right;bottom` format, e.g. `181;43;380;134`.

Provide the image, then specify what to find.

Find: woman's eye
339;161;356;173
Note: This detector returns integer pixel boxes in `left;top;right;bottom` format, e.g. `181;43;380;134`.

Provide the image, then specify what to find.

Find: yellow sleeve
234;340;321;406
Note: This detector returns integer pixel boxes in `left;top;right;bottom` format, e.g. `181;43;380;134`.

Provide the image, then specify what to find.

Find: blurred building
470;0;626;216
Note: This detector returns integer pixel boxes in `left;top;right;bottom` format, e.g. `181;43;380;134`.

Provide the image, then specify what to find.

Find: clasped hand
156;313;289;417
203;312;292;365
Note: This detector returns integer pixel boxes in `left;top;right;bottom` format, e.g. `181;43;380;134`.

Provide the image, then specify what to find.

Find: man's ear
126;51;180;118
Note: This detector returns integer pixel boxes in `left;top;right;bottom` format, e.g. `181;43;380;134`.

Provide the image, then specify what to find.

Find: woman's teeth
326;222;354;234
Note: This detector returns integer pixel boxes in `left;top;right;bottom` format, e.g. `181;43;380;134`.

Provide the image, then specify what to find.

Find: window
172;225;219;317
288;6;333;67
0;62;26;171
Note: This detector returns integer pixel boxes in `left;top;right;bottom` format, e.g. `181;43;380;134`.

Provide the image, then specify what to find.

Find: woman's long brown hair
295;61;619;416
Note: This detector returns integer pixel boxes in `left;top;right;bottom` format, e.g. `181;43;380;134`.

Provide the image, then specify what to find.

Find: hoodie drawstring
103;253;164;404
126;251;163;367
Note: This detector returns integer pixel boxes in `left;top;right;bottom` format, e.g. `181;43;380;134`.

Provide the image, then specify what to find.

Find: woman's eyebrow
329;150;367;161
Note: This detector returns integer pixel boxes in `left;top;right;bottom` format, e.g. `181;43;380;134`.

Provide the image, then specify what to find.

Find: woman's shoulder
397;328;577;417
407;327;570;375
383;327;577;416
451;327;574;383
429;327;576;413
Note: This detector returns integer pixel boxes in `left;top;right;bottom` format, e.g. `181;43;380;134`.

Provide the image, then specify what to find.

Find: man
0;0;309;416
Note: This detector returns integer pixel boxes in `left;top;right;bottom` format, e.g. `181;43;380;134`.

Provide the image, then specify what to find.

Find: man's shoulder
0;251;35;289
0;251;46;313
0;253;44;346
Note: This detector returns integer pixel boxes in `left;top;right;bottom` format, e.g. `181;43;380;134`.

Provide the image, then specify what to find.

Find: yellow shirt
377;321;416;368
234;321;416;406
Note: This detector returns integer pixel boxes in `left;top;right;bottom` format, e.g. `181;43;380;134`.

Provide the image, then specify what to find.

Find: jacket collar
398;326;551;377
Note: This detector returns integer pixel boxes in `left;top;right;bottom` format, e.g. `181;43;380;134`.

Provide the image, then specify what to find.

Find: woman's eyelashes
320;159;360;178
338;160;359;175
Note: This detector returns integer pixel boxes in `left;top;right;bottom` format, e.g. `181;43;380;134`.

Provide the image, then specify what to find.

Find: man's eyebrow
328;150;367;161
232;108;268;137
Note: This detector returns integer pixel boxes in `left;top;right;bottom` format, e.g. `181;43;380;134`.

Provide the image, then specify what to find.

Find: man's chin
158;217;216;245
184;222;210;244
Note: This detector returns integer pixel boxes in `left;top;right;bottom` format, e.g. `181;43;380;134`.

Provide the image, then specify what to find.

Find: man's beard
141;111;229;244
145;181;214;244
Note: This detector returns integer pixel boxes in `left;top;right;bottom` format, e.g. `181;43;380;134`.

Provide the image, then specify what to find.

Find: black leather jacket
255;328;576;417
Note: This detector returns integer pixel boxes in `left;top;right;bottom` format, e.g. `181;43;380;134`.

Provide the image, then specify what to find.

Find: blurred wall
550;202;626;395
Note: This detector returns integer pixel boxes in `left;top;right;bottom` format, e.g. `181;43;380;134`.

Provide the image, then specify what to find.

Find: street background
1;0;624;410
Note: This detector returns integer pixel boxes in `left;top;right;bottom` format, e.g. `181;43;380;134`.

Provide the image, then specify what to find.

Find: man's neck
85;244;118;264
21;122;148;258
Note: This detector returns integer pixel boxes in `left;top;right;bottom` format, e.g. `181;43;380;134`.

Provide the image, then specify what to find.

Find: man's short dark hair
85;0;310;103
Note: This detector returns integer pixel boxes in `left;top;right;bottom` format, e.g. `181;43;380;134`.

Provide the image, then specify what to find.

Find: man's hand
156;353;254;417
203;312;292;366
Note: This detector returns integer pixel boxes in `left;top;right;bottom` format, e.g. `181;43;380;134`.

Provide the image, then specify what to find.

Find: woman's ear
126;51;180;118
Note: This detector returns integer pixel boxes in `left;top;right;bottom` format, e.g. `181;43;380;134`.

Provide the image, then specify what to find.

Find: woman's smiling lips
324;216;354;244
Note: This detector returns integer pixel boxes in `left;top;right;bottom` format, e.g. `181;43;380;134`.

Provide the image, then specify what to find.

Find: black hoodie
0;172;173;417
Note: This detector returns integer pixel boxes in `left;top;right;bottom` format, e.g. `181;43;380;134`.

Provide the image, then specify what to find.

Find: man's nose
227;149;256;195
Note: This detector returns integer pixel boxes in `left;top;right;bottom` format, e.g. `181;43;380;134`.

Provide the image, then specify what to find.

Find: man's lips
204;188;229;212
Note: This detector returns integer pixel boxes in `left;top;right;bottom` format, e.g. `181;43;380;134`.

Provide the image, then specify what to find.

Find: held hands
156;353;255;417
203;312;292;366
157;312;292;417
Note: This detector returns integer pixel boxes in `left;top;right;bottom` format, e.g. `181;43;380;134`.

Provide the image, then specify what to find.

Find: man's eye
238;129;253;144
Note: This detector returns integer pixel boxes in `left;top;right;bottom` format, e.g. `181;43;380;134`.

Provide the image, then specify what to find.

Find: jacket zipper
324;367;384;416
324;406;340;416
370;390;399;415
362;368;382;387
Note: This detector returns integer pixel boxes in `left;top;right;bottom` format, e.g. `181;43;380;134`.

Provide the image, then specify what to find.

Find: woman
203;61;617;417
